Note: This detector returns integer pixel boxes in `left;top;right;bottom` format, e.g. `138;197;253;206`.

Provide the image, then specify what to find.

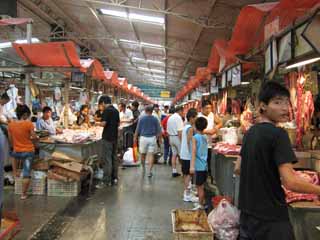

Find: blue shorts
11;152;34;178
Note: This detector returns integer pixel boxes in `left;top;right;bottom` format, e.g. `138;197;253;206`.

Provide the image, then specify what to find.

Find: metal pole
25;22;32;106
64;79;70;128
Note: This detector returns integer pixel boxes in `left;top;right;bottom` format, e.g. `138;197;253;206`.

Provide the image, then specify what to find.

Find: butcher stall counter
38;127;104;163
212;146;320;240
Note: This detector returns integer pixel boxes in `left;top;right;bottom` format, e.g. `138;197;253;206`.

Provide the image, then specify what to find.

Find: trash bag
208;199;240;240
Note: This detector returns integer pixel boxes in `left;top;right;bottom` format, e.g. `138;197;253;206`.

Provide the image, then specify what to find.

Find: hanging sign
160;91;170;98
302;10;320;54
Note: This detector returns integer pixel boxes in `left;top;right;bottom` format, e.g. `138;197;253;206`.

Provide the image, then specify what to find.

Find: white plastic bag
123;148;134;165
208;199;240;240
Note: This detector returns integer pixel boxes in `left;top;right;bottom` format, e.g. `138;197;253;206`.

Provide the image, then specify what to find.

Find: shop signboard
295;22;313;57
221;72;226;89
278;31;292;64
302;11;320;54
227;69;232;82
265;39;278;74
210;75;217;93
160;90;170;98
231;64;242;87
211;87;219;94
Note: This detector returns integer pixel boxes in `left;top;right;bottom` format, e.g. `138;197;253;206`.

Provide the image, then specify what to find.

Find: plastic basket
14;177;46;195
47;179;81;197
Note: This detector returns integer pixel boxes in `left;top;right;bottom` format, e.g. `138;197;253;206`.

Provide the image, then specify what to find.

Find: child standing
8;105;38;200
190;117;208;210
180;108;198;202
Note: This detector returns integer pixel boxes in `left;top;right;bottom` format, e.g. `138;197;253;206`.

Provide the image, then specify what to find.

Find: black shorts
195;171;207;186
239;212;295;240
181;160;190;175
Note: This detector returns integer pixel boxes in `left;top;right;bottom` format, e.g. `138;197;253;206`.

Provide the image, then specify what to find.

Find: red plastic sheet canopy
118;77;128;92
228;3;277;56
266;0;320;33
195;67;211;83
104;71;119;87
80;59;105;80
13;41;81;67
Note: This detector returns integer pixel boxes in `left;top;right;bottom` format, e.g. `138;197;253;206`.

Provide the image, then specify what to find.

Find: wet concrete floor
12;164;192;240
57;164;191;240
3;188;72;240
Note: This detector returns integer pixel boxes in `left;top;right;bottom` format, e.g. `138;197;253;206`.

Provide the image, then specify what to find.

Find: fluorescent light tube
129;13;164;24
141;42;164;49
286;57;320;69
0;38;40;49
99;9;128;18
147;59;164;65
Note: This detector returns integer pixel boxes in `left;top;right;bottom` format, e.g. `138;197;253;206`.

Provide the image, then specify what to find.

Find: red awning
228;3;277;56
104;71;119;87
13;41;81;67
266;0;320;33
195;67;211;83
0;18;32;26
80;59;105;80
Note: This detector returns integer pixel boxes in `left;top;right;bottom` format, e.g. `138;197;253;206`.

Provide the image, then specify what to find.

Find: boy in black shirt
237;81;320;240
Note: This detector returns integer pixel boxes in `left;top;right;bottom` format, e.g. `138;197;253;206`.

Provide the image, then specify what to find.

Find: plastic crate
47;179;81;197
14;177;46;195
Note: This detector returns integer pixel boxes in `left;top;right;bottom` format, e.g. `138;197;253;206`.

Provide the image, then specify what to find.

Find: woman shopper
8;104;38;200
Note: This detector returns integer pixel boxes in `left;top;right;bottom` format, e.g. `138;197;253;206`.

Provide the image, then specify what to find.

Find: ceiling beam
79;0;228;28
177;0;218;83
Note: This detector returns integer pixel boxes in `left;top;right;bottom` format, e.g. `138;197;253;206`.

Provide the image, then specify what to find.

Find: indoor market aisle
34;164;190;240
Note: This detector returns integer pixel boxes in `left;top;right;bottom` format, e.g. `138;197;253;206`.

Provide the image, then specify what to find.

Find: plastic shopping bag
208;199;240;240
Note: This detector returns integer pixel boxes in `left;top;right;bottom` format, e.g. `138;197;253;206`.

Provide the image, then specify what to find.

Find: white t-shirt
167;113;184;136
120;109;133;128
198;112;215;149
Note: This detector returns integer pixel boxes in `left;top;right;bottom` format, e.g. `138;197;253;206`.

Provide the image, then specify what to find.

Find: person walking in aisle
134;105;162;178
8;105;38;200
131;101;140;133
167;105;184;177
97;95;120;188
190;117;208;210
152;104;162;122
161;107;175;165
236;82;320;240
198;100;222;183
180;108;198;202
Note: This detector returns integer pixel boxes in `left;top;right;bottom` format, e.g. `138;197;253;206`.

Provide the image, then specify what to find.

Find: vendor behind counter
76;104;91;127
36;106;62;135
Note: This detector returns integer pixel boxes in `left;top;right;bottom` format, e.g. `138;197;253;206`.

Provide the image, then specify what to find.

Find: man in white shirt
167;105;184;177
119;102;133;128
198;100;222;183
0;92;11;124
